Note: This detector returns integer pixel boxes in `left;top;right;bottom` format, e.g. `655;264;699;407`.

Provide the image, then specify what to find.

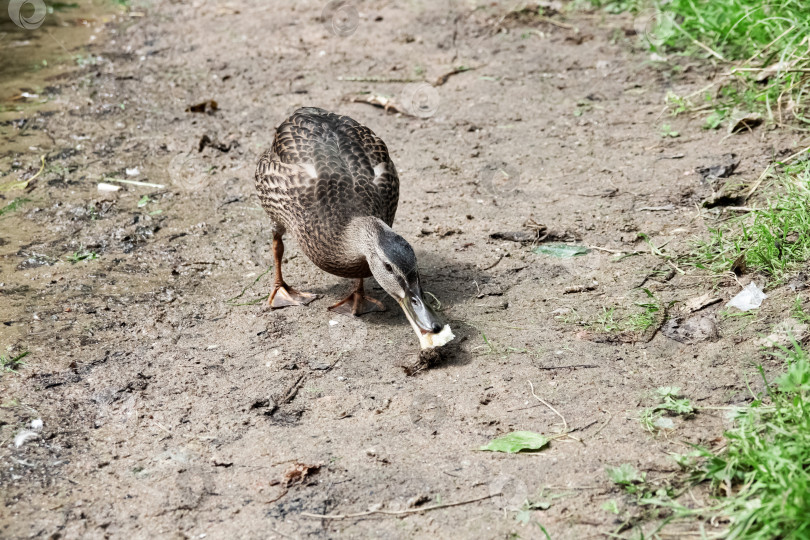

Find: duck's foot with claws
269;282;320;309
329;278;386;316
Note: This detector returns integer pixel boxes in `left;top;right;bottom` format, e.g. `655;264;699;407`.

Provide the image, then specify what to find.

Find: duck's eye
384;262;393;273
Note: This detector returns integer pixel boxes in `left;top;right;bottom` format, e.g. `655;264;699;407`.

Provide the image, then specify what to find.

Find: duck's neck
344;216;390;262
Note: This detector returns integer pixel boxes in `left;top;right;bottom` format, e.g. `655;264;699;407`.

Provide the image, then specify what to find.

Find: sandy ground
1;1;805;538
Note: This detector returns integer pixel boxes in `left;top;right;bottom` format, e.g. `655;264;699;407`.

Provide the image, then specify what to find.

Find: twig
104;177;166;189
481;254;503;271
592;412;613;438
746;144;809;200
535;364;597;370
279;373;306;405
300;493;495;519
528;381;567;433
338;76;419;83
266;488;289;504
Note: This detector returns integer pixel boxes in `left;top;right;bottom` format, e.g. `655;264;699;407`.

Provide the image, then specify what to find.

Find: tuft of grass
0;197;31;217
589;0;810;126
66;247;98;263
607;463;646;494
693;341;810;539
1;351;29;374
640;386;695;433
684;159;810;282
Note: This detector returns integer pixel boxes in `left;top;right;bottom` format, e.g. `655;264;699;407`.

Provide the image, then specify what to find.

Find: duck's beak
399;289;454;349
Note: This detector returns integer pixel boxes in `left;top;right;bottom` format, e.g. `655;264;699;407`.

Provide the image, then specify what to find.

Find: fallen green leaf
533;243;591;258
479;431;549;453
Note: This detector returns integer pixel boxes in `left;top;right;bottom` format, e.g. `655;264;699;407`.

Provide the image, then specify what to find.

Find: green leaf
606;463;644;485
479;431;549;453
532;243;591;258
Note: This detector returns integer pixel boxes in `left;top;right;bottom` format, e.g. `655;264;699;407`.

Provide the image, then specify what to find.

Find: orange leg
268;234;319;309
328;278;386;316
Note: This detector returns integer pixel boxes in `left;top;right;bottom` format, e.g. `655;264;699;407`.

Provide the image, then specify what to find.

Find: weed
792;295;810;324
0;197;30;217
66;247;98;263
659;123;679;138
1;351;29;374
607;463;646;493
683;159;810;282
640;386;695;433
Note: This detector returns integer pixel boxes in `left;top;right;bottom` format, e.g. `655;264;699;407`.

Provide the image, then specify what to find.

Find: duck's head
359;218;453;348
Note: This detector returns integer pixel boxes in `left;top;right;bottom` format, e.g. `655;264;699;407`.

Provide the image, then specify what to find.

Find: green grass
1;351;29;374
695;341;810;539
66;248;98;263
589;0;810;126
0;197;30;217
639;386;695;433
611;342;810;538
684;159;810;282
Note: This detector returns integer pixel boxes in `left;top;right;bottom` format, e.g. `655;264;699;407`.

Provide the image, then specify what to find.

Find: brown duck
255;107;453;348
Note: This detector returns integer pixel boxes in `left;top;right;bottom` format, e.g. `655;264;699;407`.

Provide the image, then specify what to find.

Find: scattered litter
564;282;597;294
345;92;407;115
479;431;549;453
31;418;43;430
697;154;739;182
729;111;763;134
662;315;719;343
97;182;121;193
186;99;218;114
104;178;165;189
328;320;339;326
683;292;722;313
727;282;767;311
654;417;675;430
402;347;443;376
14;430;38;448
282;462;321;487
489;228;547;243
125;167;140;176
756;318;808;348
533;243;591;258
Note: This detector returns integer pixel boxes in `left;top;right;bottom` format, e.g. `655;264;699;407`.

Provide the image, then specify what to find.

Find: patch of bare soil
1;1;803;538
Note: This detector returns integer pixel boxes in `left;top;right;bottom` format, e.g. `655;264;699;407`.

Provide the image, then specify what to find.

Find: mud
0;1;804;538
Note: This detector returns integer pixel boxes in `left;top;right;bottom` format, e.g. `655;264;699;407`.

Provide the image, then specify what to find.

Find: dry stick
528;381;568;434
746;144;810;200
592;412;613;438
300;493;495;520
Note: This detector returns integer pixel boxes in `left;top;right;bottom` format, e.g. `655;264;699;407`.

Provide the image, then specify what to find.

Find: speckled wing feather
255;107;399;276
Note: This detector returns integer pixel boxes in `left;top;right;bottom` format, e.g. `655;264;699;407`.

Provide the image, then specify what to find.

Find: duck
254;107;454;349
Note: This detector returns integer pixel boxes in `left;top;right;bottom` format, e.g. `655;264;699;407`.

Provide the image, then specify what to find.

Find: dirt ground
1;1;805;538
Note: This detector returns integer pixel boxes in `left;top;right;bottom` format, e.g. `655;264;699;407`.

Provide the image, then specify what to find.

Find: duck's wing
272;107;399;226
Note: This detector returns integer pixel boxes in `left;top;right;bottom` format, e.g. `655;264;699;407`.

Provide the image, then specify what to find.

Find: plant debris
479;431;549;453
